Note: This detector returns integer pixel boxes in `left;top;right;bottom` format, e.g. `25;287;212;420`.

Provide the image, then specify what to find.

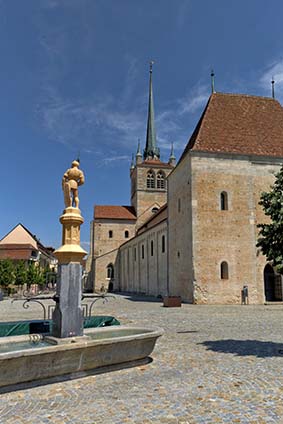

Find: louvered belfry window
157;171;165;189
147;171;155;188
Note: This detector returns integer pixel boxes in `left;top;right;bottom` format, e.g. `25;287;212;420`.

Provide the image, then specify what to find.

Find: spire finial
169;142;176;167
271;77;275;99
170;143;175;159
144;60;160;161
211;69;215;94
136;139;142;164
136;139;142;155
130;153;135;169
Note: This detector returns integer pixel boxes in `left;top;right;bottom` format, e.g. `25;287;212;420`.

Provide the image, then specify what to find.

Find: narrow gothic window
147;171;155;188
157;171;165;189
178;198;181;212
220;261;229;279
151;240;154;256
109;230;113;238
142;244;145;259
220;191;228;210
107;264;114;279
134;248;136;261
125;230;129;238
162;235;166;253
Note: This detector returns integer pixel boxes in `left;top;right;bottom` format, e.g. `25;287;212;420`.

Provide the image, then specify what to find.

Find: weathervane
211;69;215;94
271;77;275;99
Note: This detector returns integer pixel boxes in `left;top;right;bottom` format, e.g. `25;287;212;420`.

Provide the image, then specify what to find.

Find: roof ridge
213;91;280;102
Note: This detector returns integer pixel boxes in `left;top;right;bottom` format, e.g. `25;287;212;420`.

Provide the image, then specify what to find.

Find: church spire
168;142;176;167
143;61;160;161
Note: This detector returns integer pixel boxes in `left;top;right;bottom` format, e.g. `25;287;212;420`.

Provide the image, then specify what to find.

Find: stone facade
119;209;168;296
168;151;283;304
131;161;172;228
87;217;136;291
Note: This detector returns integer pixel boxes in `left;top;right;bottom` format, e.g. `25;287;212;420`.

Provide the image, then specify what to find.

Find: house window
157;171;165;189
220;261;229;279
162;235;166;253
147;171;155;188
109;230;113;238
151;240;154;256
125;230;129;238
142;244;145;259
107;263;114;279
220;191;228;210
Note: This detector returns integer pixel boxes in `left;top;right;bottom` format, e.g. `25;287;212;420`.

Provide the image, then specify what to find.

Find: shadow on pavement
200;339;283;358
116;292;163;303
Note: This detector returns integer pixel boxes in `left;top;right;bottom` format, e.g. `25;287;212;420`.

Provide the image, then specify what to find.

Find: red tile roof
94;205;136;220
181;92;283;161
140;159;173;168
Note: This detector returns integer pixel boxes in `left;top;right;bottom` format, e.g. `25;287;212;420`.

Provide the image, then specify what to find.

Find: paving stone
0;296;283;423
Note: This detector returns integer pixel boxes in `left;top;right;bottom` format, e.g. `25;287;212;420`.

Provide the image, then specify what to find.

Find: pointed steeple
143;61;160;161
130;153;135;170
136;139;142;164
168;143;176;167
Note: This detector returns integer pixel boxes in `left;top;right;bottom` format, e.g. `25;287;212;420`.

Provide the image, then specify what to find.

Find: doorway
264;264;282;301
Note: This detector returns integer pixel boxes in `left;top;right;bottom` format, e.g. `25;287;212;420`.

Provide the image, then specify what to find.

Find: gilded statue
62;160;85;208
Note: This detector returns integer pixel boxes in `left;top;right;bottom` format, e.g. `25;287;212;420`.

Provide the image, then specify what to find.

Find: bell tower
130;62;175;227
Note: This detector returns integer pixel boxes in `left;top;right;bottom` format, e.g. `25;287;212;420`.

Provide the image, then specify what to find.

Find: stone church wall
88;219;135;291
119;221;168;296
168;154;194;302
190;152;282;304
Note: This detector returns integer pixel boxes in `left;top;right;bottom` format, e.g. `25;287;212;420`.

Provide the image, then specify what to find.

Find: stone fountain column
52;161;87;339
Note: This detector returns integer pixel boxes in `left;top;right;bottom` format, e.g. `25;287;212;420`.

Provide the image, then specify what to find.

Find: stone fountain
0;161;163;389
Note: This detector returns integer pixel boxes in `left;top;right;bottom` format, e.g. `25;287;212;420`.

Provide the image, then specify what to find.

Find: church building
86;63;175;294
87;68;283;304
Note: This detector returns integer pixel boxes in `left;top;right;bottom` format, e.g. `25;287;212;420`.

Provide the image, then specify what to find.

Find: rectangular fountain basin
0;326;163;389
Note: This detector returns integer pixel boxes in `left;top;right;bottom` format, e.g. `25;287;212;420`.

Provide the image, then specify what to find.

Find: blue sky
1;0;283;250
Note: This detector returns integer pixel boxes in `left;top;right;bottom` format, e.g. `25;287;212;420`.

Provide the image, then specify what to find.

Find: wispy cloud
34;2;210;161
178;83;209;114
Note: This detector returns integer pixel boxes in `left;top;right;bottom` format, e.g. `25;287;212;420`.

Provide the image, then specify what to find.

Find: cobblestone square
0;295;283;423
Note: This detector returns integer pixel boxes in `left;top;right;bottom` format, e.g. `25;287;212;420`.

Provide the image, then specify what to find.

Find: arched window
157;171;165;189
220;261;229;279
147;171;155;188
109;230;113;238
220;191;228;210
125;230;129;238
162;235;166;253
106;263;114;279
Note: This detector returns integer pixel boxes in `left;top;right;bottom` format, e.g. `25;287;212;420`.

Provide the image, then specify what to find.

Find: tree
257;165;283;274
14;260;27;287
26;262;44;287
0;259;15;288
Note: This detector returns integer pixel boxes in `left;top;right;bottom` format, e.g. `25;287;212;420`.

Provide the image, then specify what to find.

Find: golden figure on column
62;160;85;208
54;160;87;264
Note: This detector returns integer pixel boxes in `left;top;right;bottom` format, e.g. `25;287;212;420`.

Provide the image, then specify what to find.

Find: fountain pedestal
53;207;87;338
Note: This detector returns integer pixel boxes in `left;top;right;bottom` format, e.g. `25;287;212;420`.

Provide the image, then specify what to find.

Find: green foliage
257;165;283;274
26;262;45;287
14;260;27;286
0;259;15;287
